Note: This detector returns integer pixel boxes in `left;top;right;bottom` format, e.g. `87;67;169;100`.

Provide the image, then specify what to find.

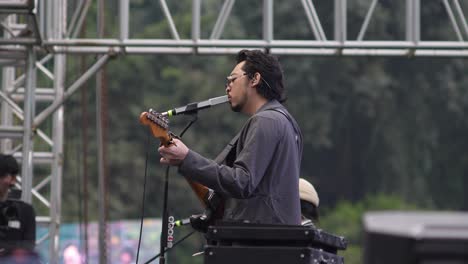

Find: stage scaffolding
0;0;466;262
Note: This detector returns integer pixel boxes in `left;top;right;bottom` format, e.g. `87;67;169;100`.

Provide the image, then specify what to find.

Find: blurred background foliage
56;0;468;263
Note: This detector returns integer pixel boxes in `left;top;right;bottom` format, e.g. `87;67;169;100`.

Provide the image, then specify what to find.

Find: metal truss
0;0;467;262
46;0;468;57
0;1;109;262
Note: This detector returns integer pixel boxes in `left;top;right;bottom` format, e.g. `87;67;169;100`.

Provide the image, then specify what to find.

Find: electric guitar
139;109;224;231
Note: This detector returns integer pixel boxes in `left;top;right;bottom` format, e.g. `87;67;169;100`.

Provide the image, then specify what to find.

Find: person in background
299;178;319;227
62;243;84;264
119;247;135;264
0;154;36;257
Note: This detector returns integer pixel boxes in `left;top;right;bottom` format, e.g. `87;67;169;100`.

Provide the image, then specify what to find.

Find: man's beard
230;93;247;113
230;103;242;112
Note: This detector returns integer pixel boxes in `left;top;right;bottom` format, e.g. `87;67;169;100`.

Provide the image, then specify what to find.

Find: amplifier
204;245;344;264
205;222;347;254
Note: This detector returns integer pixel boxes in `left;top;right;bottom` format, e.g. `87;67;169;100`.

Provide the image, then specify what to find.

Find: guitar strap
200;131;241;222
213;107;298;165
268;108;301;146
214;132;241;164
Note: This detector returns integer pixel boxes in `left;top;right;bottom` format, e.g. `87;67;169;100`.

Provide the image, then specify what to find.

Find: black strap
215;108;298;164
214;131;241;164
269;108;300;145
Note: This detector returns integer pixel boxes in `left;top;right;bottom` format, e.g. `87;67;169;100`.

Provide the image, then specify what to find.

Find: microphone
161;95;228;117
174;218;191;227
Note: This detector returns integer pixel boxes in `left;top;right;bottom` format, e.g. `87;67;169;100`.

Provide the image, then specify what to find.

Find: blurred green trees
57;1;468;263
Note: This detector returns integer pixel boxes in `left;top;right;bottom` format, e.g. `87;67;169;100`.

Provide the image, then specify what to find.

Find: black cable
179;114;198;137
76;139;84;253
136;132;151;264
139;113;200;264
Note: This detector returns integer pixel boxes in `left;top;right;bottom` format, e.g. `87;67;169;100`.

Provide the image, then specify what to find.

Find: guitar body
140;110;224;230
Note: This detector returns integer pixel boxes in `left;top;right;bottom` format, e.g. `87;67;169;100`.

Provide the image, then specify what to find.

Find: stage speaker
204;245;343;264
203;222;347;264
363;211;468;264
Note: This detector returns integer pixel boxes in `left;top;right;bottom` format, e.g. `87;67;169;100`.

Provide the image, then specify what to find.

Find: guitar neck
139;110;212;209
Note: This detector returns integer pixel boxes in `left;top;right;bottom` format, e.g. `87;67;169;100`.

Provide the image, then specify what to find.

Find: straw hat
299;178;319;207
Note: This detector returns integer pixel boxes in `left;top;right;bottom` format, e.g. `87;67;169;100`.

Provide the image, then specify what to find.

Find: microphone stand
158;166;170;264
157;113;199;264
145;230;196;264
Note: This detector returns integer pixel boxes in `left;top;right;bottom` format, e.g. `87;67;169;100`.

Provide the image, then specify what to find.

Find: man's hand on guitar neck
158;138;189;166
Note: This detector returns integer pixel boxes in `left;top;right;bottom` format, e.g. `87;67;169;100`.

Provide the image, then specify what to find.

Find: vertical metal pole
49;0;66;262
405;0;412;41
97;0;108;263
80;53;90;263
1;67;14;152
1;15;16;152
120;0;129;42
406;0;420;43
39;0;46;38
414;0;420;43
334;0;347;45
96;67;107;264
192;0;201;53
49;55;65;264
21;46;36;203
46;0;54;41
263;0;273;47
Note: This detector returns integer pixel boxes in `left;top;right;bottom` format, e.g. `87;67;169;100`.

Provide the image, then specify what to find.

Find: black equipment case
203;222;347;264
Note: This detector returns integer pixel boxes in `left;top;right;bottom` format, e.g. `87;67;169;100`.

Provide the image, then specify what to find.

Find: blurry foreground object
364;211;468;264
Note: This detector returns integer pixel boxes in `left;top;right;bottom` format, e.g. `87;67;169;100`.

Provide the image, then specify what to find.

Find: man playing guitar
157;49;303;226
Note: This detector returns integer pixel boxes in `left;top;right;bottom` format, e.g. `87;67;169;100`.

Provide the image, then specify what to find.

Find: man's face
225;61;250;113
0;174;16;201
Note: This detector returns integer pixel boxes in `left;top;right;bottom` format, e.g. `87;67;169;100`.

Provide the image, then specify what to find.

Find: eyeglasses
225;73;248;88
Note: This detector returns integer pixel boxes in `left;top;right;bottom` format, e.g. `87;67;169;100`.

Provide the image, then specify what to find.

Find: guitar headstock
139;109;172;146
